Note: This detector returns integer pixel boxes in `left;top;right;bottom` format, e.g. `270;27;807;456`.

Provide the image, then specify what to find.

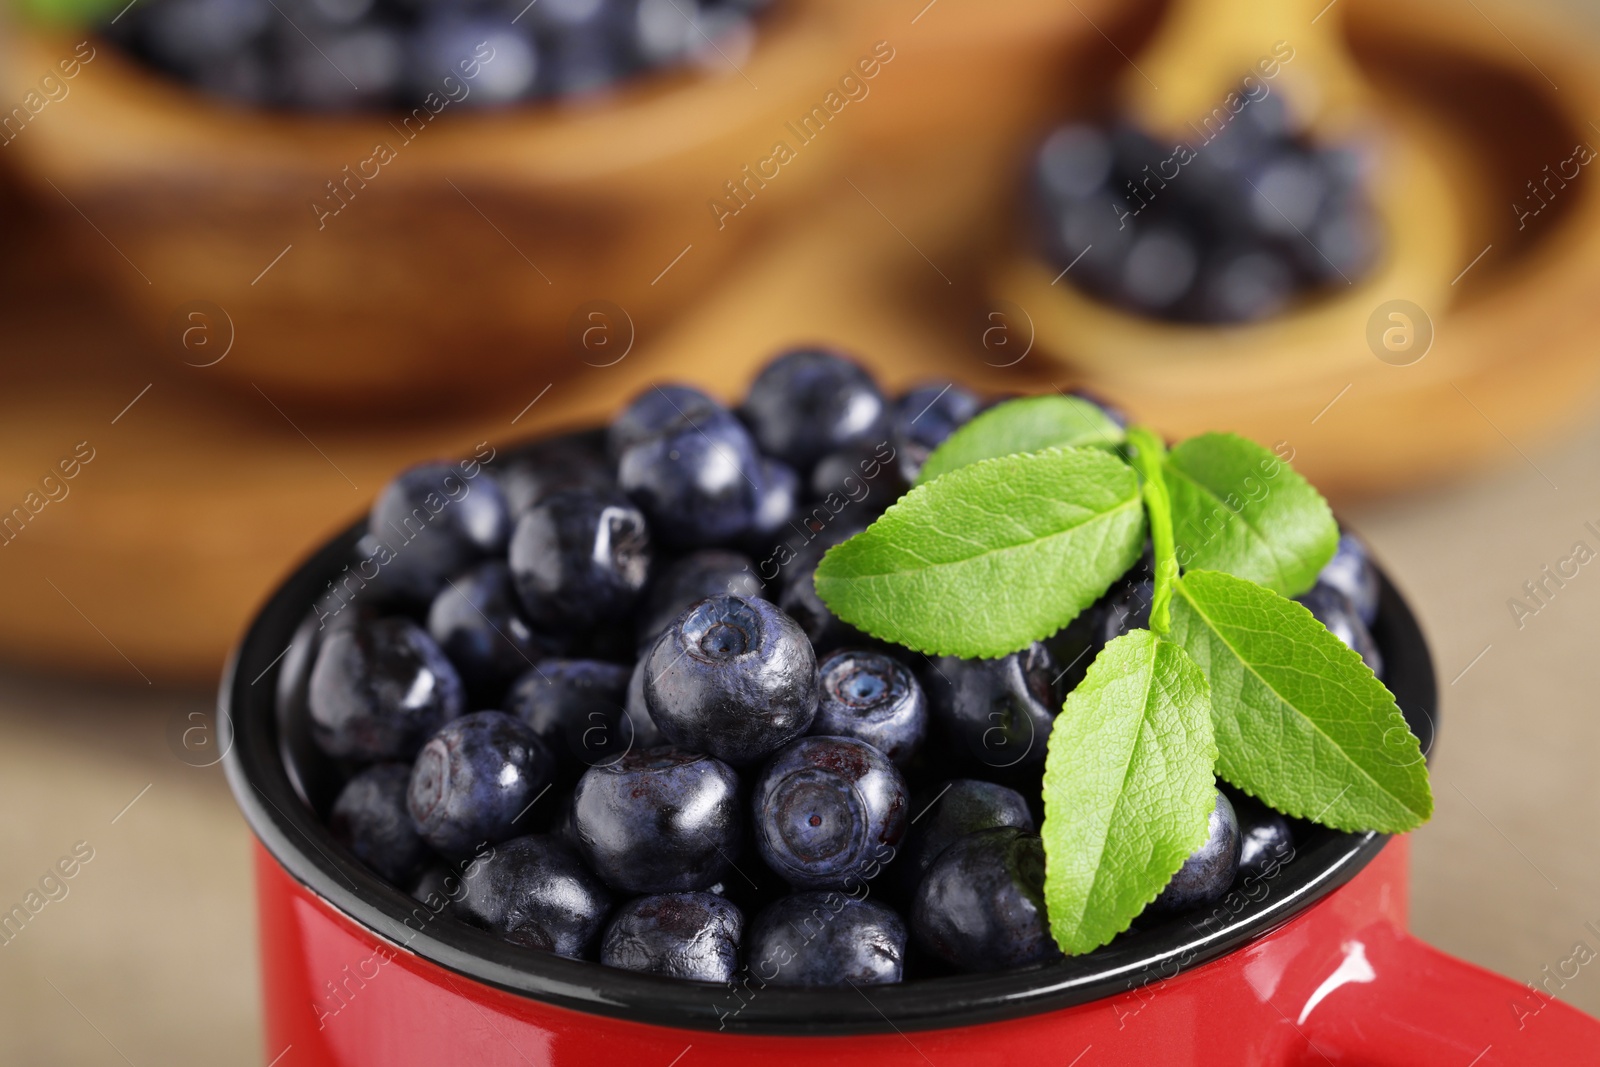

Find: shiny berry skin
808;442;908;516
1319;531;1380;625
777;557;868;654
509;488;652;631
607;384;724;460
891;383;980;482
495;434;614;513
635;550;766;655
741;348;887;472
308;616;465;761
624;659;666;750
902;779;1034;884
504;659;634;771
1148;789;1242;915
812;650;927;767
745;892;906;986
643;595;818;766
600;892;744;982
427;560;561;704
618;407;763;548
407;711;554;859
752;735;907;890
1297;582;1383;677
911;826;1061;972
410;863;468;922
329;764;430;884
369;462;511;601
459;835;613;959
747;458;800;544
1098;574;1154;643
921;642;1059;770
572;746;742;894
1229;790;1295;881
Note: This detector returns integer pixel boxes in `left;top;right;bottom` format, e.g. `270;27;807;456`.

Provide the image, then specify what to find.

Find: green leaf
1043;630;1217;955
1165;434;1337;597
1168;569;1432;833
1124;427;1178;634
815;447;1145;658
916;395;1125;486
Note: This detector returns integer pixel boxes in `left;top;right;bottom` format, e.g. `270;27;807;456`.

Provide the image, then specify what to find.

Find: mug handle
1298;921;1600;1064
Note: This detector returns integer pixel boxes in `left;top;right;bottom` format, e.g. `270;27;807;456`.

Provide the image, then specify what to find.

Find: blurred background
1;0;1599;1059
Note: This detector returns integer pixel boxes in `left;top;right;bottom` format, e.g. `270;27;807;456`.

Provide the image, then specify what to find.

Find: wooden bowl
0;6;852;410
984;0;1600;499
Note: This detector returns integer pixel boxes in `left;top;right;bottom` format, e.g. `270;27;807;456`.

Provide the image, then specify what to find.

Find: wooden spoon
997;0;1470;397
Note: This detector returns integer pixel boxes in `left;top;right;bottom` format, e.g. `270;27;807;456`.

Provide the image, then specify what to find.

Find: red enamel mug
221;468;1600;1066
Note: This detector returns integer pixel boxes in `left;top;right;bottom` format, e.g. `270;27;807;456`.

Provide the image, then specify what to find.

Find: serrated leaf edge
916;395;1126;487
815;447;1144;659
1173;571;1431;833
1043;633;1217;955
1166;433;1337;597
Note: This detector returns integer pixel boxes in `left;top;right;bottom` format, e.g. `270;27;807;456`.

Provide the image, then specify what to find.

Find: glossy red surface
255;835;1600;1065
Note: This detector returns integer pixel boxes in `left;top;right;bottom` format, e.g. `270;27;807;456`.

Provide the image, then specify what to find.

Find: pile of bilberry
296;348;1386;986
1031;91;1382;323
101;0;773;111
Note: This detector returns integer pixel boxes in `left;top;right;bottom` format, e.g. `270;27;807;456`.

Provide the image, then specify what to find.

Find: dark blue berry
643;595;818;765
1098;575;1154;643
1229;790;1295;882
329;763;430;884
777;557;867;654
812;650;927;767
747;458;800;544
508;488;652;630
572;746;742;893
410;863;469;922
635;550;765;655
902;779;1033;884
600;892;743;982
504;659;634;771
494;435;613;514
608;384;724;460
459;835;612;958
309;616;465;761
890;383;980;482
745;892;906;986
1036;124;1113;202
1297;582;1383;677
618;407;762;548
427;560;561;704
407;710;554;859
369;462;510;601
911;826;1061;972
1319;531;1379;625
624;658;665;749
1147;789;1242;915
808;443;908;514
921;642;1059;770
752;735;907;890
741;349;887;472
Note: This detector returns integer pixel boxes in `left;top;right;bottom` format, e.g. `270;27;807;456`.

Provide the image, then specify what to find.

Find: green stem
1125;427;1177;635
